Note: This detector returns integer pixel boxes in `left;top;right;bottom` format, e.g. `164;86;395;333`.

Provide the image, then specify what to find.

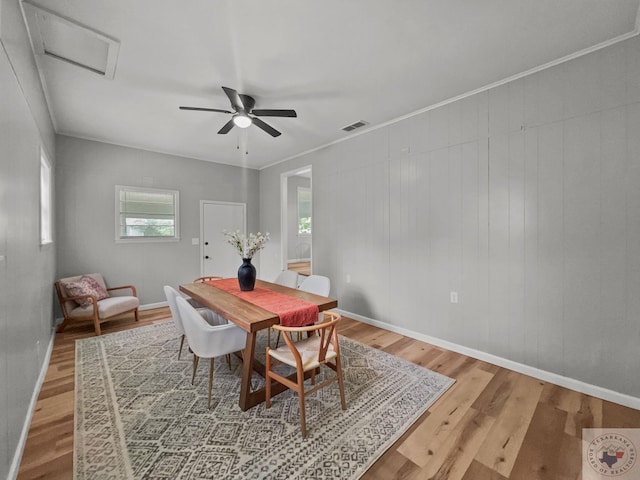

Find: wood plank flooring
17;308;640;479
287;260;311;276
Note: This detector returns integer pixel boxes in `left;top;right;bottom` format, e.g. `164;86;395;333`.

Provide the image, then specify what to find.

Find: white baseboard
8;328;55;480
140;301;168;310
287;258;310;263
337;309;640;411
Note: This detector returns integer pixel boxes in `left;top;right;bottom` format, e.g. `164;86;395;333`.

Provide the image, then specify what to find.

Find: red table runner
205;278;319;327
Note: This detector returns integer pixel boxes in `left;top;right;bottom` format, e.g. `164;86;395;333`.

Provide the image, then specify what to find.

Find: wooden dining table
179;279;337;411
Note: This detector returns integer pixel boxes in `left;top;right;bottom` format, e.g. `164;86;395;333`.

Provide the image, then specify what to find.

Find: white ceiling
23;0;640;169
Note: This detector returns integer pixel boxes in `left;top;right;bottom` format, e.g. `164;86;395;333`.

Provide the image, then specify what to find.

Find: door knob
205;255;210;259
204;241;209;245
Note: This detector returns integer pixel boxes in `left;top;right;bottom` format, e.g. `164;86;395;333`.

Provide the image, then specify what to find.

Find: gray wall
287;175;311;260
1;0;57;477
55;135;260;306
260;34;640;399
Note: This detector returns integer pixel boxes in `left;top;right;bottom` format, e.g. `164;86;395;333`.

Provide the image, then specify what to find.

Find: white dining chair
163;285;227;360
298;274;330;297
273;269;299;288
175;296;246;408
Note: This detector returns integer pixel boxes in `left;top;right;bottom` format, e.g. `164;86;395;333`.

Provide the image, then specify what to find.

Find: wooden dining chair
193;276;223;283
265;311;346;437
184;276;224;308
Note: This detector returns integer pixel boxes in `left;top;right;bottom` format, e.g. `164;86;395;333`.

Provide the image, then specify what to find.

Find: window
116;186;179;242
297;187;311;235
40;149;53;245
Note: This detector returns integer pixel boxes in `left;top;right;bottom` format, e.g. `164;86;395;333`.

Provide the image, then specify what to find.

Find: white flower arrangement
224;230;270;259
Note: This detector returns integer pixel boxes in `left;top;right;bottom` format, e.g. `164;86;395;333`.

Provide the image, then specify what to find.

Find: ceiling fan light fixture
233;113;252;128
181;87;293;137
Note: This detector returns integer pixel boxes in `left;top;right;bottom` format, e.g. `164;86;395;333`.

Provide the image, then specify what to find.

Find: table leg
239;331;257;411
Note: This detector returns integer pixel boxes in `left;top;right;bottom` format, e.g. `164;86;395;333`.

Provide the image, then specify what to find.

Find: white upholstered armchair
55;273;139;335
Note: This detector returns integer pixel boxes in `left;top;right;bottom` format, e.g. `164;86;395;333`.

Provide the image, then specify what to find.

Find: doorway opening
280;166;312;278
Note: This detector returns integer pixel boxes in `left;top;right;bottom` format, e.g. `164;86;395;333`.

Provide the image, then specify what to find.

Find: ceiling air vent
342;120;369;132
22;2;120;79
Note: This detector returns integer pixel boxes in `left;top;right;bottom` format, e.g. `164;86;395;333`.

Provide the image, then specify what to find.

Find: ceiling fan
179;86;297;137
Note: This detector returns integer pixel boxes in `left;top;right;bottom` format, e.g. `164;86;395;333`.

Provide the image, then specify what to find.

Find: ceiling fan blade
251;109;297;118
217;119;235;134
238;94;256;111
179;106;233;114
252;117;281;137
222;86;244;111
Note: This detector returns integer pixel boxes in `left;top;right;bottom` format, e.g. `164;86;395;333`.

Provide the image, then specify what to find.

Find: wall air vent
342;120;369;132
22;2;120;79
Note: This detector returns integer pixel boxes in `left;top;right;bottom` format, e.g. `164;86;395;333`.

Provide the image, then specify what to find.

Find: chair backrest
193;276;223;283
163;285;185;335
298;275;330;297
309;312;340;363
56;273;107;312
274;312;341;364
57;273;107;297
175;296;246;358
273;270;299;288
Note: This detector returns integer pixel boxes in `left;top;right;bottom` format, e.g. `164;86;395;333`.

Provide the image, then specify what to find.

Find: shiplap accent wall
260;34;640;399
1;0;58;476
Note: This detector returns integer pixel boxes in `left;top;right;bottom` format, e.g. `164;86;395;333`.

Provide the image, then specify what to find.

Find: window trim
297;186;311;236
115;185;180;243
40;148;53;245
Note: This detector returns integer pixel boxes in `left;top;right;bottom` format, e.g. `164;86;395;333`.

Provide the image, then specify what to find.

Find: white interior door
201;201;246;277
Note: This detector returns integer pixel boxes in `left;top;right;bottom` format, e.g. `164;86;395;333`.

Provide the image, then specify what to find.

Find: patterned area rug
74;322;454;479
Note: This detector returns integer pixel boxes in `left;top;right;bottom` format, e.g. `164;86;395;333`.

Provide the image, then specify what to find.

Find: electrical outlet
191;238;199;245
450;291;458;304
346;274;351;284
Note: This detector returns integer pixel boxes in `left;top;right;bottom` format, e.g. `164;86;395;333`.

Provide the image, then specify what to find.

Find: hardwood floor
287;260;311;276
18;308;640;479
17;309;170;480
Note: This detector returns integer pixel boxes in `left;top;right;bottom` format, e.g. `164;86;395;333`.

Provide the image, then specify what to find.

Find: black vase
237;258;256;291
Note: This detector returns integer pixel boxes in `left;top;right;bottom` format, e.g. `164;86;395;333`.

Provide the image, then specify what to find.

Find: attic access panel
22;2;120;78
